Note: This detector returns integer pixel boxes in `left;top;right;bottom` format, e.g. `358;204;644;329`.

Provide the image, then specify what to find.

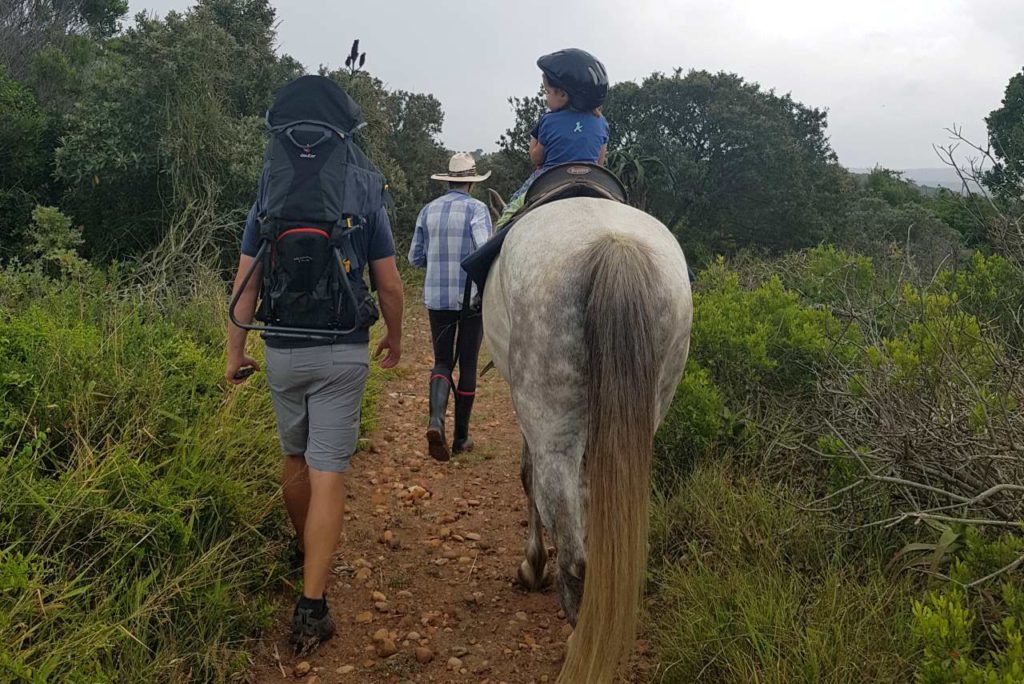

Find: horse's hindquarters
483;198;693;684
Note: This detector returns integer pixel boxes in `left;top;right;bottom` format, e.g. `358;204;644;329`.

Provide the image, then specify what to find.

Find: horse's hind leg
517;440;552;590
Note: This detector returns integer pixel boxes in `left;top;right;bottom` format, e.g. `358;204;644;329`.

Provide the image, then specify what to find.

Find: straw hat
430;152;491;183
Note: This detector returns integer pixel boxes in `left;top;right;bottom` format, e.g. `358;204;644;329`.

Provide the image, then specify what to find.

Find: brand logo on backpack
300;146;316;159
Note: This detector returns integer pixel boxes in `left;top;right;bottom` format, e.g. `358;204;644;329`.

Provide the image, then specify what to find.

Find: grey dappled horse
483;198;693;683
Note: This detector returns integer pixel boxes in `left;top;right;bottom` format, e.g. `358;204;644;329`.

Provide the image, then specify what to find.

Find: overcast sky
129;0;1022;170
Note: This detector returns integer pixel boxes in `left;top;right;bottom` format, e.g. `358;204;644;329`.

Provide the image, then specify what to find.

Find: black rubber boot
452;393;475;454
426;376;451;462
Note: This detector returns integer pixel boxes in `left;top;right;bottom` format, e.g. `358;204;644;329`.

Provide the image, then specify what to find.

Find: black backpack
240;76;389;340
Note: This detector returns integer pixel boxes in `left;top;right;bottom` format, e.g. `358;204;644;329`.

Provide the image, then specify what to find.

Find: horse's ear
488;188;506;223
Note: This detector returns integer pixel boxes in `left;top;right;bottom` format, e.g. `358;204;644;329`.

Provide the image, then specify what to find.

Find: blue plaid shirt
408;190;492;310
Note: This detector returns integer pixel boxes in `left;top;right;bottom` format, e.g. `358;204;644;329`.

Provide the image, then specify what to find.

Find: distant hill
850;167;967;193
900;168;969;191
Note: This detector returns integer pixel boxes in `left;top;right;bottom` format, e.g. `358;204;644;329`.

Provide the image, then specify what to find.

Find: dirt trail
250;305;576;684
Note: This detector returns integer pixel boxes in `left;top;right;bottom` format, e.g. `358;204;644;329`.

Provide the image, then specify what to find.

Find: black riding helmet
537;48;608;112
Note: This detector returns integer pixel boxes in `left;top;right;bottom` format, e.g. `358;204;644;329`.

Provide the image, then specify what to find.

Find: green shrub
937;252;1024;349
0;269;223;460
0;68;50;263
653;362;729;483
868;285;997;390
913;578;1024;683
653;249;1024;682
0;266;290;681
654;258;865;475
23;205;87;277
786;245;877;306
649;461;917;683
693;259;860;398
821;275;1020;519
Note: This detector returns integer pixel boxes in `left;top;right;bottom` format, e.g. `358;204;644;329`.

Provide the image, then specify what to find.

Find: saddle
461;163;627;295
521;162;627;209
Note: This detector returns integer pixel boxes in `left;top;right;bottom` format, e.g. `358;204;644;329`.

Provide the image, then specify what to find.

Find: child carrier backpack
229;75;389;340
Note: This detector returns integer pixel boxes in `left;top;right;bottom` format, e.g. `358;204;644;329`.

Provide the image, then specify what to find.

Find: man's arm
471;202;493;246
226;254;262;384
408;209;427;267
370;255;403;369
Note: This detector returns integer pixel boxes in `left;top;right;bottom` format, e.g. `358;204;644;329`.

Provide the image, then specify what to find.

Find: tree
0;2;130;251
607;147;672;213
602;69;849;254
492;88;547;198
48;16;448;264
934;105;1024;261
926;187;994;248
0;68;47;191
861;167;924;206
476;150;526;206
854;169;991;251
384;90;449;244
192;0;302;116
0;0;128;79
984;69;1024;200
836;197;962;276
0;67;50;259
54;2;298;260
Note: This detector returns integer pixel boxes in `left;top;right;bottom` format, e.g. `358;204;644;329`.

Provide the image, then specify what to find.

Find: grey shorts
264;344;370;473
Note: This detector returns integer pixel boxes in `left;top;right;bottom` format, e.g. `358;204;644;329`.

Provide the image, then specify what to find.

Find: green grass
648;460;918;683
646;249;1024;682
0;265;385;682
361;322;399;436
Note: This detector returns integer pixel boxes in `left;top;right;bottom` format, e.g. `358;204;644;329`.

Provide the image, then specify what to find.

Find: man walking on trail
409;152;492;461
225;75;404;651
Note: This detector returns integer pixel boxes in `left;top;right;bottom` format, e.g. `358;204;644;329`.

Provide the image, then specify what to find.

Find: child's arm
529;113;547;169
597;144;608;167
529;136;544;169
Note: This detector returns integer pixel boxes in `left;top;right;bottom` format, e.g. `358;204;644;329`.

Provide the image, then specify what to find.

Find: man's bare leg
302;468;347;598
282;454;310;552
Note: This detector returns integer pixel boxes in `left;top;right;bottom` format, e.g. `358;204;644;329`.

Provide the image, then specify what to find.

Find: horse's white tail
558;233;660;683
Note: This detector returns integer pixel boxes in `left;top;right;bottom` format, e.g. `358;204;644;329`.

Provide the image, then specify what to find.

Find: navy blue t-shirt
240;202;396;348
531;109;609;168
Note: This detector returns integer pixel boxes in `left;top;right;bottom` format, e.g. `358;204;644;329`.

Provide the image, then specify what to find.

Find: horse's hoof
516;559;535;588
517;559;553;591
517;559;545;590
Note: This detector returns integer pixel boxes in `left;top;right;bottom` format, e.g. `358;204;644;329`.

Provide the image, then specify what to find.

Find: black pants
428;309;483;396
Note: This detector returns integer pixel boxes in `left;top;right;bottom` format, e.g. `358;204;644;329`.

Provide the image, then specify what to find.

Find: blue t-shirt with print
533;109;609;168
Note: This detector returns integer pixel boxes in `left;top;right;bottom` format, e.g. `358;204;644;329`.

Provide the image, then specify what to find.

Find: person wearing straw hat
408;152;492;461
